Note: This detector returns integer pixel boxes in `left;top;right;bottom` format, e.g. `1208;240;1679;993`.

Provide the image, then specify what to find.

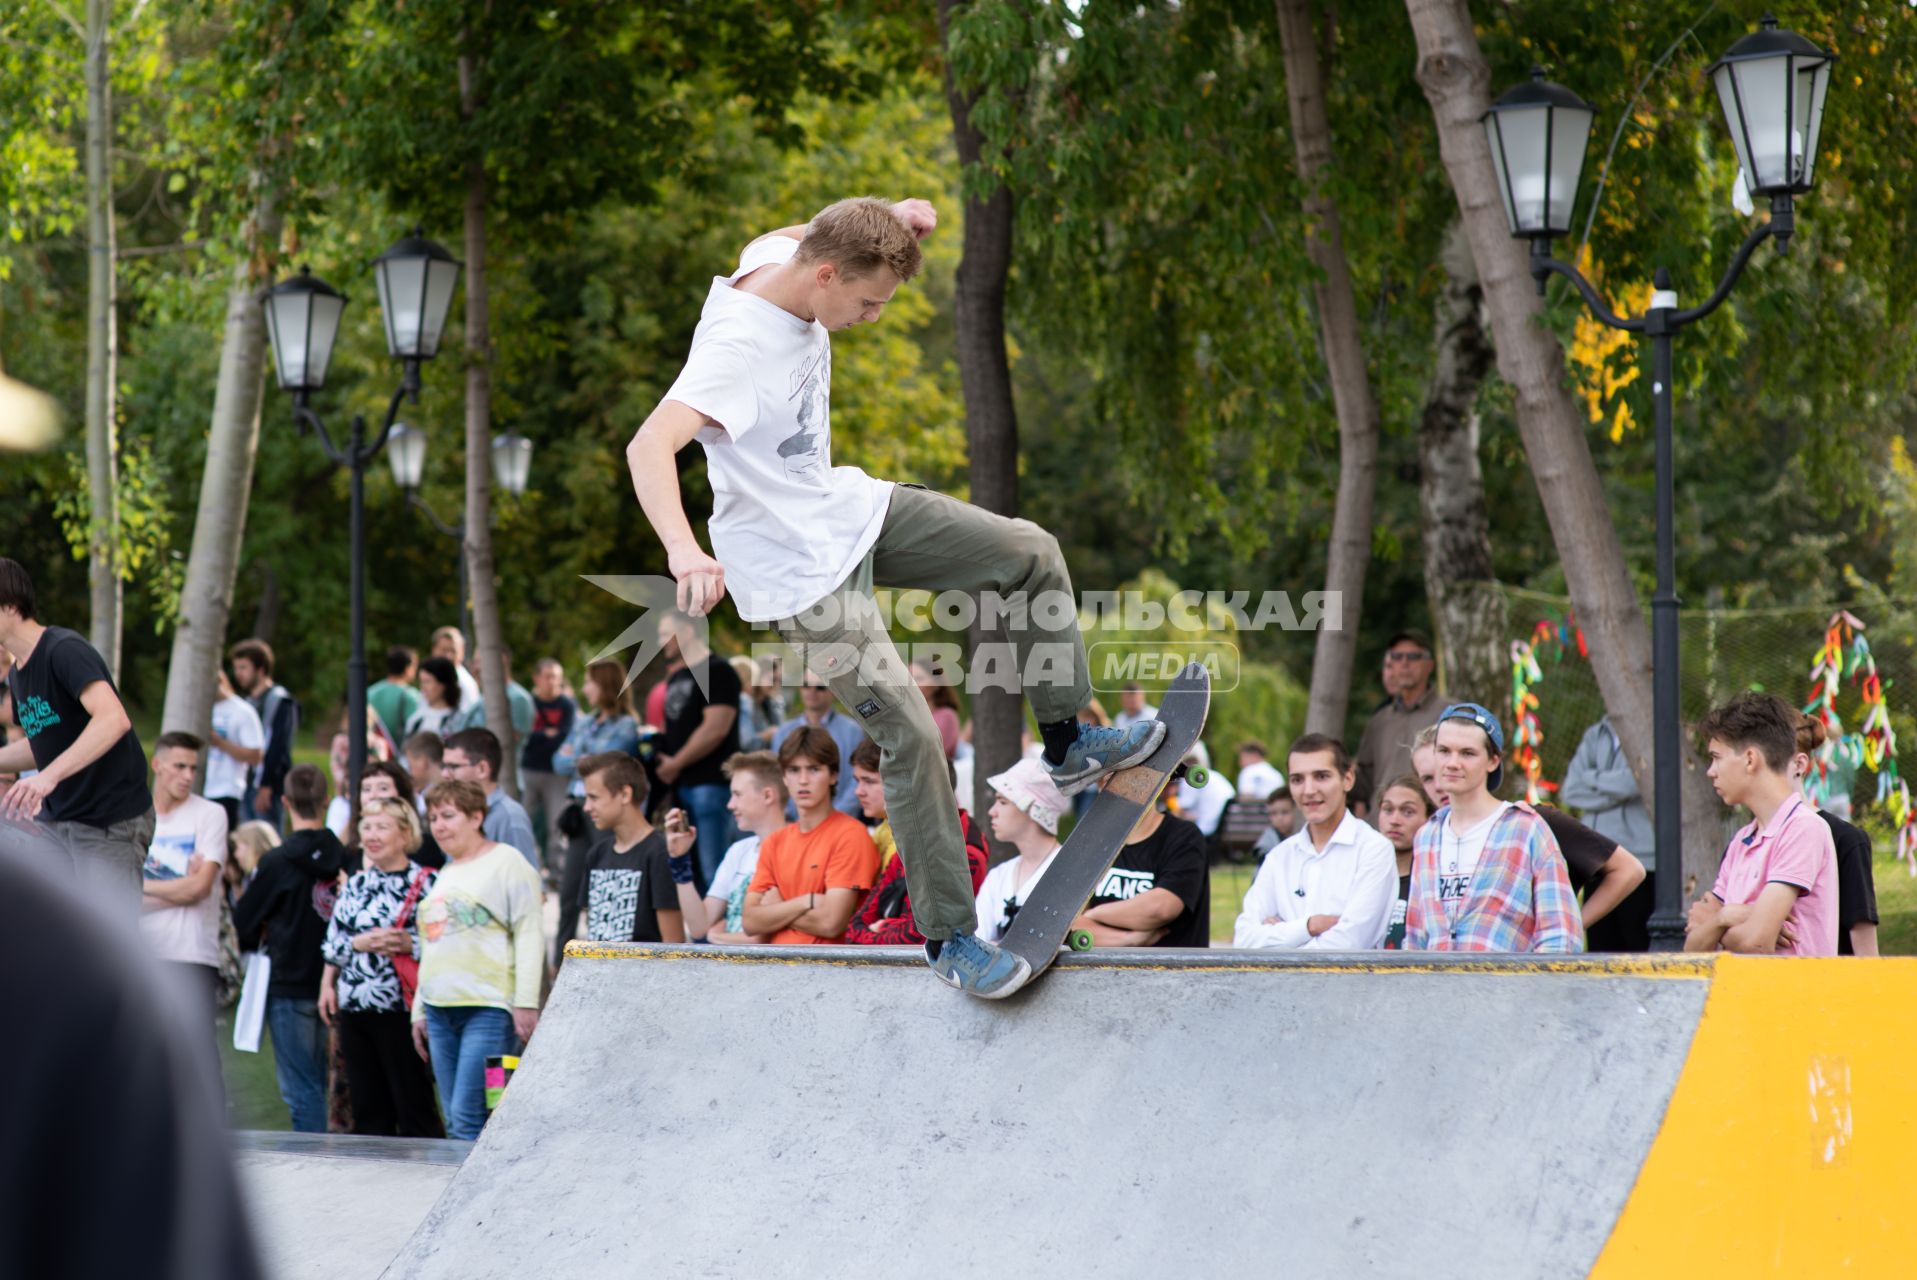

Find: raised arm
626;401;728;617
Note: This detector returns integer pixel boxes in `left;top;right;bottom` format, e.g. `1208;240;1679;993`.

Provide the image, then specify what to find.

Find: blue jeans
425;1004;517;1140
680;782;737;890
265;995;329;1133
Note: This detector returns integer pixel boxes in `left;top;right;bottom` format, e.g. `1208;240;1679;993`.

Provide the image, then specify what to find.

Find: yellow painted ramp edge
1591;956;1917;1277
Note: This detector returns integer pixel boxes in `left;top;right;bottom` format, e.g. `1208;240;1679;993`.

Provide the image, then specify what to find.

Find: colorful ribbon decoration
1509;616;1586;804
1803;610;1916;872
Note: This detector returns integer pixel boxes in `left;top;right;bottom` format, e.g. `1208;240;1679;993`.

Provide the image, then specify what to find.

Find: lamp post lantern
491;432;534;497
1483;14;1833;950
389;424;534;645
263;233;462;819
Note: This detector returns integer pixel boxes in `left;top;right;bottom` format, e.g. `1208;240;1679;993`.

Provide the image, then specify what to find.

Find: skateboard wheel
1067;929;1094;952
1186;767;1209;788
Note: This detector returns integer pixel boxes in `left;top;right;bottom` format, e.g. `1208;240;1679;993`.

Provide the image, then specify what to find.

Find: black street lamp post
1483;16;1834;949
263;231;463;815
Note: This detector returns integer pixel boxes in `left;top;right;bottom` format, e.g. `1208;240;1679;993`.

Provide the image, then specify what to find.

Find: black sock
925;938;943;960
1039;718;1079;767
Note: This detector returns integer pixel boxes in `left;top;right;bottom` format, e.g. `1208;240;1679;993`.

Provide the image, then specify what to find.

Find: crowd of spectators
0;552;1886;1145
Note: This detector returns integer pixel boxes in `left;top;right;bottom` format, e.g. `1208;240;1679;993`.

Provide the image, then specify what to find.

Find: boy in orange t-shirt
743;727;880;944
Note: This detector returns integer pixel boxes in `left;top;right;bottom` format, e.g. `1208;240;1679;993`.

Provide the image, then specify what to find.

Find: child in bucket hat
971;758;1071;942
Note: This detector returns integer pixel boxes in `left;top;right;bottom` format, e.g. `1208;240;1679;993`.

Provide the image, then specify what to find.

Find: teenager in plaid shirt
1404;703;1584;953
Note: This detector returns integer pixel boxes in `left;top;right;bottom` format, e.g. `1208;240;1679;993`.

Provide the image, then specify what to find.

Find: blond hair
795;198;922;282
724;749;788;802
358;797;423;854
230;820;282;876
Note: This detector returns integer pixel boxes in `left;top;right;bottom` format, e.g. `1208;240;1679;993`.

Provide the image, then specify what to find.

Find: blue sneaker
1044;718;1169;796
926;930;1032;999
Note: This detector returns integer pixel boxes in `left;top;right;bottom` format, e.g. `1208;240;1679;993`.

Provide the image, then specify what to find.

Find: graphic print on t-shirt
777;347;829;482
587;868;644;942
1438;872;1473;903
421;891;496;943
17;694;59;737
1094;866;1157;900
144;831;195;880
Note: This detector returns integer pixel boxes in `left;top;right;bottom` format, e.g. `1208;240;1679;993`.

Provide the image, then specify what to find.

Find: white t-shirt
664;235;893;621
973;847;1062;942
138;794;230;967
205;694;263;801
706;834;762;933
406;704;455;740
1436;802;1513;904
326;795;353;840
1235;760;1284;802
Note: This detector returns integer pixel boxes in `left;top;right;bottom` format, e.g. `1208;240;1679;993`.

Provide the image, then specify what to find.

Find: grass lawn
1209;852;1917;953
218;1009;293;1131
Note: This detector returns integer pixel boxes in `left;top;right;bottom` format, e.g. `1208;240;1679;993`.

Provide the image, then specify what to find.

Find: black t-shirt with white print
1384;871;1412;949
583;828;680;943
1086;812;1210;948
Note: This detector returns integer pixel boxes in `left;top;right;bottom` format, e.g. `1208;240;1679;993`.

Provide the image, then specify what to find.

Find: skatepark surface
234;1133;469;1279
235;945;1917;1279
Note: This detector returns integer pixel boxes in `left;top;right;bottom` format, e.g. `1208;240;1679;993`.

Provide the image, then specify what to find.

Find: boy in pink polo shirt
1684;692;1838;956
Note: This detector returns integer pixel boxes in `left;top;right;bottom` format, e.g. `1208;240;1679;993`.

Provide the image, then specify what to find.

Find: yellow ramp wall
1593;955;1917;1276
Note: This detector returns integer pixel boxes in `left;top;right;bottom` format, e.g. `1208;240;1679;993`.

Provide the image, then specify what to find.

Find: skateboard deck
998;662;1212;984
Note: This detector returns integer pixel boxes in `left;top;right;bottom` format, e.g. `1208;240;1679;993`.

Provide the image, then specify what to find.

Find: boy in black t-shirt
1375;775;1434;950
652;614;742;888
1073;785;1211;948
0;559;154;912
572;752;704;944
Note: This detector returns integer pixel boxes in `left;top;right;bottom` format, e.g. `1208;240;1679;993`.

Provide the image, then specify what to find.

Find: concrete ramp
386;947;1722;1279
235;1133;468;1280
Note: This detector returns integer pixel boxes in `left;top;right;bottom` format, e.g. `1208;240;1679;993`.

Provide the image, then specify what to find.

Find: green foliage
3;0;1915;751
1082;569;1309;770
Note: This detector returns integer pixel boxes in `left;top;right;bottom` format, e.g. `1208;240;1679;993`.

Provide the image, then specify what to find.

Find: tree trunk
161;181;283;740
1274;0;1380;740
1417;222;1505;712
939;0;1022;834
83;0;121;677
1404;0;1722;891
459;48;516;796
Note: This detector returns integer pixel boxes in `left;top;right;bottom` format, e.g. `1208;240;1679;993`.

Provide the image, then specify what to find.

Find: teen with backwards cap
1404;703;1583;953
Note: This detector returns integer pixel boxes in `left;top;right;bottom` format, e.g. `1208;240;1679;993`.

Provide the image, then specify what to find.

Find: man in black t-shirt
520;657;578;866
0;559;155;912
570;752;704;944
653;612;742;889
1072;789;1211;948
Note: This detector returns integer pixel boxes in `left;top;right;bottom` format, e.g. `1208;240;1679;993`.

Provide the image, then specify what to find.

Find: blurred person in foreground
1;848;262;1278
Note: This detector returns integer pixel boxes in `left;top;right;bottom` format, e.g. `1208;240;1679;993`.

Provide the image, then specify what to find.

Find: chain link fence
1497;587;1917;833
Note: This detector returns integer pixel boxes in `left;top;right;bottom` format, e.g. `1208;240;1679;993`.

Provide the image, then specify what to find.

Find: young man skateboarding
626;197;1165;996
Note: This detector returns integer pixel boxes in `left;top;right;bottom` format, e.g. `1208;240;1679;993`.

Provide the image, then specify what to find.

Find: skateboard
998;661;1213;983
